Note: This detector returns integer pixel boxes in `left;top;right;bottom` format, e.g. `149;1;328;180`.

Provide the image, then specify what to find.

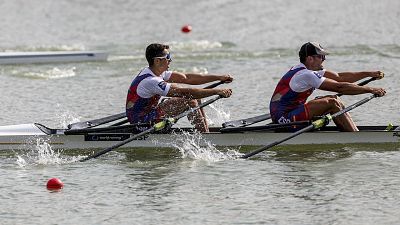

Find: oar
68;81;226;130
68;112;126;130
79;95;223;162
222;113;271;128
241;94;380;159
220;120;311;133
202;80;225;89
336;77;376;97
222;77;377;128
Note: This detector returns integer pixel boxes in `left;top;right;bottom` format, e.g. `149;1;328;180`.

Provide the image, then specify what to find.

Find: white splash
24;44;86;51
191;66;209;74
168;40;223;50
206;101;231;126
22;67;76;79
16;138;71;167
107;54;142;61
171;130;239;162
55;105;81;128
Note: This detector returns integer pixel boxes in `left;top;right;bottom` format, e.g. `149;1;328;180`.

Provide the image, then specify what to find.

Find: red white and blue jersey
269;64;326;123
126;67;172;123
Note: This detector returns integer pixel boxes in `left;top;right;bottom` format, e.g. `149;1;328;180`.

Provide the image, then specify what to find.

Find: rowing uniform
269;63;326;124
126;67;172;124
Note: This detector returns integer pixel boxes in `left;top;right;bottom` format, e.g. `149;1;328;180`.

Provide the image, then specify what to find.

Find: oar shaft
175;96;222;121
80;95;223;161
337;77;376;97
70;81;225;130
220;120;310;133
223;77;377;129
241;94;379;159
332;94;377;117
79;127;156;162
68;112;126;129
241;125;315;159
204;80;225;89
222;113;272;128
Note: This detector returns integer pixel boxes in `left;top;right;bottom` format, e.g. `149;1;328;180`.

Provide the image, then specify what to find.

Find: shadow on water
238;143;400;162
80;142;400;164
1;142;398;166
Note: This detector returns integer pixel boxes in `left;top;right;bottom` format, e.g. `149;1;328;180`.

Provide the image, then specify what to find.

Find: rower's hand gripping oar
241;93;380;159
79;95;223;162
68;81;226;130
222;77;378;128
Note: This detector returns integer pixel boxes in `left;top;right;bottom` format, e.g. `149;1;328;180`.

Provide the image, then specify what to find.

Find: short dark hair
145;43;169;66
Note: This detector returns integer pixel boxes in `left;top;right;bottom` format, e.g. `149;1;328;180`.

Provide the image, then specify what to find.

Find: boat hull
0;124;398;151
0;51;108;64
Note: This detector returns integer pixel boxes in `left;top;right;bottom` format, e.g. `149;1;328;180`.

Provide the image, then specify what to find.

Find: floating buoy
181;25;192;33
46;178;64;190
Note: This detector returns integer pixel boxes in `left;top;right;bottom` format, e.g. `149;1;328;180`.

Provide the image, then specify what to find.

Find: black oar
202;80;226;89
68;81;226;130
241;94;380;159
68;112;126;130
220;120;311;133
80;95;223;162
222;77;377;128
336;77;377;97
222;113;271;128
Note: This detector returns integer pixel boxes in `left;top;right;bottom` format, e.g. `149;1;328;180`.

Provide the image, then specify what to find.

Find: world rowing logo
85;134;148;141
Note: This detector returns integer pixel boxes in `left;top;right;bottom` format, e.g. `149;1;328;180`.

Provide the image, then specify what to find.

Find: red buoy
47;178;64;190
181;25;192;33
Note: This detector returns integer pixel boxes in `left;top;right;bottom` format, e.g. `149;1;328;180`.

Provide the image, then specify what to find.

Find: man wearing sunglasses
269;42;386;131
126;43;233;133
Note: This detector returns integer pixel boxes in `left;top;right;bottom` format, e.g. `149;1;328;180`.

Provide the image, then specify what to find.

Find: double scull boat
0;122;398;151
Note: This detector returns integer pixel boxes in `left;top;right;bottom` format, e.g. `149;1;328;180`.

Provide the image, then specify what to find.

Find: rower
126;43;233;133
269;42;386;131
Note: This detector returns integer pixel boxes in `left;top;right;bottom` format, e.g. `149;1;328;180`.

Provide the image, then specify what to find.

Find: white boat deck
0;123;398;151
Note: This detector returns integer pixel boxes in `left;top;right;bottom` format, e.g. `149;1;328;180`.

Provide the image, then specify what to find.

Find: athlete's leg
197;99;209;128
158;97;208;132
306;96;358;131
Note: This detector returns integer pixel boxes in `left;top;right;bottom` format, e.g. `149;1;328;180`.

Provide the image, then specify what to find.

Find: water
0;0;400;224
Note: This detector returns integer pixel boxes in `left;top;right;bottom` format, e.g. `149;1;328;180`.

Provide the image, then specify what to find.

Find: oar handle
357;77;377;86
204;80;226;89
337;77;377;97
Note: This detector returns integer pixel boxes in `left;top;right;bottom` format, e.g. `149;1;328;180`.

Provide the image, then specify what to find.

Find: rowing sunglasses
153;53;172;62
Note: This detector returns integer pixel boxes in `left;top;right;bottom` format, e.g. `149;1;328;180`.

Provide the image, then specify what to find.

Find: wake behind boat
0;122;398;151
0;51;108;64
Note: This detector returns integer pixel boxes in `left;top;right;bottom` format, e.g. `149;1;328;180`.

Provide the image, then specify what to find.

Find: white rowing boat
0;51;108;64
0;95;397;153
0;123;398;151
